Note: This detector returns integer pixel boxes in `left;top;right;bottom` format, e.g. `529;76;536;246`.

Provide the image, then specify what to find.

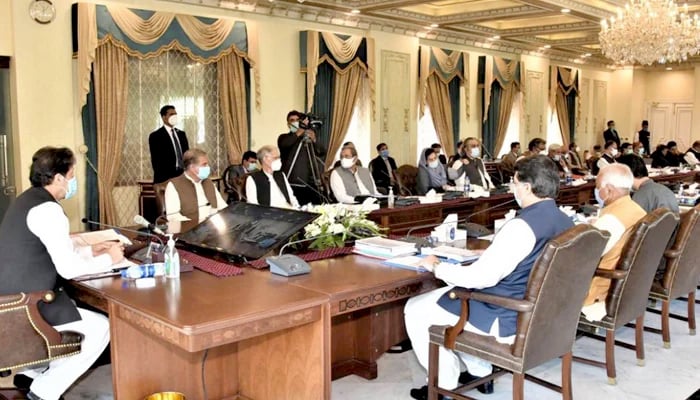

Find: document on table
72;258;137;282
72;229;132;246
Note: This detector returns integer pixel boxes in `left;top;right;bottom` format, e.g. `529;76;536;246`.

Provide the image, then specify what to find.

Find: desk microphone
405;198;517;237
296;176;332;204
133;215;166;235
81;217;164;246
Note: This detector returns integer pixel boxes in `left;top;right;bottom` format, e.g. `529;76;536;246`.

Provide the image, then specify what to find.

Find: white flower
330;223;346;234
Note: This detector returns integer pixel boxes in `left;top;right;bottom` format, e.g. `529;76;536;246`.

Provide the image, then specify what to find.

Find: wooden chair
396;164;418;196
645;205;700;347
0;291;83;396
222;165;249;203
576;209;679;384
428;225;610;400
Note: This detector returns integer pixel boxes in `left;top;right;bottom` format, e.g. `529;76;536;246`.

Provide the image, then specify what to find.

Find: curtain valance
300;30;375;118
418;46;470;119
550;66;580;145
483;56;524;122
74;3;260;110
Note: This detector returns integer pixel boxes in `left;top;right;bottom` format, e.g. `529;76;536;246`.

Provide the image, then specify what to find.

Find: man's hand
295;127;306;137
306;130;317;143
416;255;440;272
92;242;124;264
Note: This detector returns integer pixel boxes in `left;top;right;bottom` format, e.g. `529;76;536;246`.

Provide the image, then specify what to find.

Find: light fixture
430;23;439;28
561;8;571;13
543;44;552;49
350;8;360;14
599;0;700;65
490;35;500;40
666;67;673;70
583;52;592;57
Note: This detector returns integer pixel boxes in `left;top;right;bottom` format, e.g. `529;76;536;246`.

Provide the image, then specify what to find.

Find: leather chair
645;205;700;347
0;291;83;395
427;224;610;400
222;165;249;203
576;208;679;385
396;164;418;196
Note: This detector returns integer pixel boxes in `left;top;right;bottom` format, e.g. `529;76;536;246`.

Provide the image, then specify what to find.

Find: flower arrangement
302;204;384;250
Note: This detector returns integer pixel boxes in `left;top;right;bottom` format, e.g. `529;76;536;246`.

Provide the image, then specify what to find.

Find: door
0;57;16;220
647;102;693;149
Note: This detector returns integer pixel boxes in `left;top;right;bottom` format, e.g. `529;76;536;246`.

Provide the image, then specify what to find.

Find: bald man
582;164;646;320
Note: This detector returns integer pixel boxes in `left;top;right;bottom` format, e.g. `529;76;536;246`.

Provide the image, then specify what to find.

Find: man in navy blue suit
149;105;190;184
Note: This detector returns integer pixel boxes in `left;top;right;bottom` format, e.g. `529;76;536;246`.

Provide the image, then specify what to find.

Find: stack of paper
421;245;481;263
354;237;417;259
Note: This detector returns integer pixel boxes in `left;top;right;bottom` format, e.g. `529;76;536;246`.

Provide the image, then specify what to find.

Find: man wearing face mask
331;146;379;204
246;145;300;209
581;164;646;320
164;149;226;229
518;138;546;160
149;105;190;185
277;110;327;205
369;142;398;194
405;155;573;400
638;120;651;157
447;137;493;190
547;144;570;178
603;120;621;148
594;140;618;175
0;147;123;400
417;148;448;195
499;142;520;180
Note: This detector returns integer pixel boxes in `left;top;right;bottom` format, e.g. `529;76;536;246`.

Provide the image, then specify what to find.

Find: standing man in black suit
149;105;190;184
277;110;326;205
638;120;651;156
603;120;621;148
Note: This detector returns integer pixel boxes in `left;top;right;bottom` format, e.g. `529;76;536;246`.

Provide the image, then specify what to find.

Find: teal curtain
81;74;99;228
566;91;576;143
448;78;461;149
310;63;335;151
482;82;501;158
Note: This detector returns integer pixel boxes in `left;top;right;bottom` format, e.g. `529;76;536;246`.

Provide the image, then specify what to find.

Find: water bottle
565;171;573;186
121;263;165;279
463;176;471;198
387;186;395;208
164;234;180;279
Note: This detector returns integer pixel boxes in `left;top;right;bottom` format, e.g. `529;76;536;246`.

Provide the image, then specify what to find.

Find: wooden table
71;271;330;400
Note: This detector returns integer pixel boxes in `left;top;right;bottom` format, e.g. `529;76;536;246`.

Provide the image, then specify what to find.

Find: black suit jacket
369;156;397;189
149;126;189;184
603;128;621;148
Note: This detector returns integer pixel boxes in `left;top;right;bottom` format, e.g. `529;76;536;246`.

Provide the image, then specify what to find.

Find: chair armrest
664;248;681;259
594;268;628;280
0;291;54;309
449;288;534;313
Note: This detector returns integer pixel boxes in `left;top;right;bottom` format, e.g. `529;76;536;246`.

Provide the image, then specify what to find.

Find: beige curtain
425;75;455;157
324;64;365;170
418;46;468;119
218;53;249;164
493;83;518;158
555;89;571;148
93;43;128;225
76;3;98;108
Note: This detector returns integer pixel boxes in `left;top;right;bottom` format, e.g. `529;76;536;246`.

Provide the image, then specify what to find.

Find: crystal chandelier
599;0;700;65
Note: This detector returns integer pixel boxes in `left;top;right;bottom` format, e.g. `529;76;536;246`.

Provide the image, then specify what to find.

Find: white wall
0;0;13;56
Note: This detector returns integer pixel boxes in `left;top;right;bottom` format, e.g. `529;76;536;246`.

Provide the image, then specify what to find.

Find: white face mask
271;159;282;171
289;121;300;133
167;115;178;127
553;155;561;162
575;146;580;152
341;157;355;169
470;147;481;158
611;148;619;157
428;160;439;169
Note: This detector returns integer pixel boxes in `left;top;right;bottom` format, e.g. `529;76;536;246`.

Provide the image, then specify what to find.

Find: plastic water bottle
387;186;395;208
164;234;180;279
121;263;165;279
463;176;471;198
565;171;573;186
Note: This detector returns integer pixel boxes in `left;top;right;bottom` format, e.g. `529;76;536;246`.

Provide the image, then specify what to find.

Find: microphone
81;218;164;247
78;144;101;183
278;233;336;256
133;215;166;236
296;176;331;204
405;198;517;237
480;144;494;161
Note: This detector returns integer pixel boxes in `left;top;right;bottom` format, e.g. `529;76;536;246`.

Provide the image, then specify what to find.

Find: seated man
594;140;617;175
547;143;570;178
331;145;380;204
499;141;520;180
582;164;646;319
231;150;258;178
665;141;683;167
369;142;398;194
683;140;700;166
417;148;448;195
633;141;646;157
567;143;584;168
617;154;679;214
651;144;670;168
165;148;227;226
405;155;574;400
246;145;300;209
332;141;362;169
432;142;447;165
0;147;124;400
518;137;546;160
447;137;494;190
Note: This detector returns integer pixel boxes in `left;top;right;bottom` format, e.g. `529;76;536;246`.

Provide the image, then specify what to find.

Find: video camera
299;113;323;131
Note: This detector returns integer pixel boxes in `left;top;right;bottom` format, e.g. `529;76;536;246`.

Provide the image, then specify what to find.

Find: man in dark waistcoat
0;147;123;400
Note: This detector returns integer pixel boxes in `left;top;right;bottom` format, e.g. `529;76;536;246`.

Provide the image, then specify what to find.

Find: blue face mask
380;150;389;158
64;176;77;200
594;188;605;207
197;165;211;180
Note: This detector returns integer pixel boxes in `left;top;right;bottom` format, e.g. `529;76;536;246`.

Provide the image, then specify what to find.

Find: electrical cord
201;348;209;400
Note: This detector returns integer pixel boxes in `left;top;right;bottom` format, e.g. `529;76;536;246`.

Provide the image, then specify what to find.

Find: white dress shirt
26;202;113;279
245;171;300;209
164;173;227;222
330;168;378;204
684;151;699;165
164;125;183;168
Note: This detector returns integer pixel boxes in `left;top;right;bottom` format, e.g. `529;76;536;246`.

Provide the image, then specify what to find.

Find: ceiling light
490;35;500;40
561;8;571;13
543;44;552;49
584;53;592;57
430;23;439;28
666;67;673;70
350;9;360;14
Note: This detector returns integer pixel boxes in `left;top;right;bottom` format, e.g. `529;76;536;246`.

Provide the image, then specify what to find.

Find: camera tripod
288;133;326;201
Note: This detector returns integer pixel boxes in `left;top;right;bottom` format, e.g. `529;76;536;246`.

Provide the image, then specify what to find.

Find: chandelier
599;0;700;65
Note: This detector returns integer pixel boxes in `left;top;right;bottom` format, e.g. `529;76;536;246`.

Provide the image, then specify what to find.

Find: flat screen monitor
176;202;319;260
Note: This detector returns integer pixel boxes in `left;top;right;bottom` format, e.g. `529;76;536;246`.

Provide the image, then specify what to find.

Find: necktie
172;128;184;170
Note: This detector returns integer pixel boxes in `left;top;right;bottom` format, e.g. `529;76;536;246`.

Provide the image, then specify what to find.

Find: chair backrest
664;205;700;298
154;182;167;216
396;164;418;195
515;225;610;370
605;208;679;325
0;291;82;373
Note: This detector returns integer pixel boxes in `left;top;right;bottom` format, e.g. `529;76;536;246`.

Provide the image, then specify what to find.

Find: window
331;82;371;165
546;105;564;147
416;106;442;163
495;92;522;159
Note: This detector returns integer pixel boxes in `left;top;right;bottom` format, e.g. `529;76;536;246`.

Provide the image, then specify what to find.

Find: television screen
176;203;319;260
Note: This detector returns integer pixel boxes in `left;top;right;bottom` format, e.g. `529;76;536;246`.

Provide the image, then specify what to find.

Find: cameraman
277;110;327;205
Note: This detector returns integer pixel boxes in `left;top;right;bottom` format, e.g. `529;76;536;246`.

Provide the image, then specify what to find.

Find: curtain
218;53;249;164
550;66;579;146
425;74;455;157
81;73;99;228
449;78;460;147
311;63;335;151
325;64;364;170
555;90;571;148
480;56;523;157
93;43;128;225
